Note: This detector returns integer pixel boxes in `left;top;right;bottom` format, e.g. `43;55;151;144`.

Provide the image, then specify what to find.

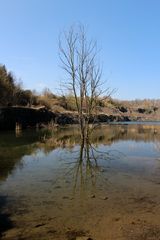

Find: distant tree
0;65;16;106
17;90;33;106
0;64;38;107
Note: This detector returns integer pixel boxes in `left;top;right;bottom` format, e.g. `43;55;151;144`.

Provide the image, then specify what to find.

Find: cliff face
0;107;56;130
0;107;81;130
0;107;132;130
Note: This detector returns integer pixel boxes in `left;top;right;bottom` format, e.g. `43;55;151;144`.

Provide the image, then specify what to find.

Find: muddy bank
0;107;131;130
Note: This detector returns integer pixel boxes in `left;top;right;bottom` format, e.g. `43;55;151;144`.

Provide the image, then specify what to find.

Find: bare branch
59;24;112;140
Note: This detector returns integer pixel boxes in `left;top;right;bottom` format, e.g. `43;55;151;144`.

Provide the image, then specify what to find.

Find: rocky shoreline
0;106;159;131
0;106;133;130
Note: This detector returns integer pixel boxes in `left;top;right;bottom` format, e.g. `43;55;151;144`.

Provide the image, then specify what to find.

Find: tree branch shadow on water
0;196;13;238
73;143;106;193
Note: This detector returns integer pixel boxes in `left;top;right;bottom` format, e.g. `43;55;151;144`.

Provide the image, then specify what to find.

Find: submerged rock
101;196;108;200
90;194;95;198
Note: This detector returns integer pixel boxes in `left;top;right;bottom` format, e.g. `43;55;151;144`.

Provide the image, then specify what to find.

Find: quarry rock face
0;107;55;130
0;107;131;130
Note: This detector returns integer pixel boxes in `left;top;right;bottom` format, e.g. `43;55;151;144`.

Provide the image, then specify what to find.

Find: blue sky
0;0;160;100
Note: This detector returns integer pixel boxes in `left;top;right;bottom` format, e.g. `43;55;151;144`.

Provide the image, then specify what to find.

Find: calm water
1;123;160;240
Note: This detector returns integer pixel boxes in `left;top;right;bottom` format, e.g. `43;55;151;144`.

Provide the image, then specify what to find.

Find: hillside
1;64;160;124
100;98;160;121
47;97;160;122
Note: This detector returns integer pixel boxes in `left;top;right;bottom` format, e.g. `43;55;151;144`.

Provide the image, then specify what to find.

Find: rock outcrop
0;107;131;130
0;107;55;130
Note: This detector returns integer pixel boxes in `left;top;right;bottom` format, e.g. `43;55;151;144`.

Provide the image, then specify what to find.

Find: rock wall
0;107;131;130
0;107;55;130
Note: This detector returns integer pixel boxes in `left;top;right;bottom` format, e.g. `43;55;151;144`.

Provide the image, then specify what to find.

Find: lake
1;123;160;240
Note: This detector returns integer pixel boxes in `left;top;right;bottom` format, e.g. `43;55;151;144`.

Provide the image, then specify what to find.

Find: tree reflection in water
65;128;123;195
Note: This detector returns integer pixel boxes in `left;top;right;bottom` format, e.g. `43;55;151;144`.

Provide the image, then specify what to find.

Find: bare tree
59;25;109;142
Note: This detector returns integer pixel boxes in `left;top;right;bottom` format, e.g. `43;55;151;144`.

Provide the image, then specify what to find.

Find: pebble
90;194;95;198
101;196;108;200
